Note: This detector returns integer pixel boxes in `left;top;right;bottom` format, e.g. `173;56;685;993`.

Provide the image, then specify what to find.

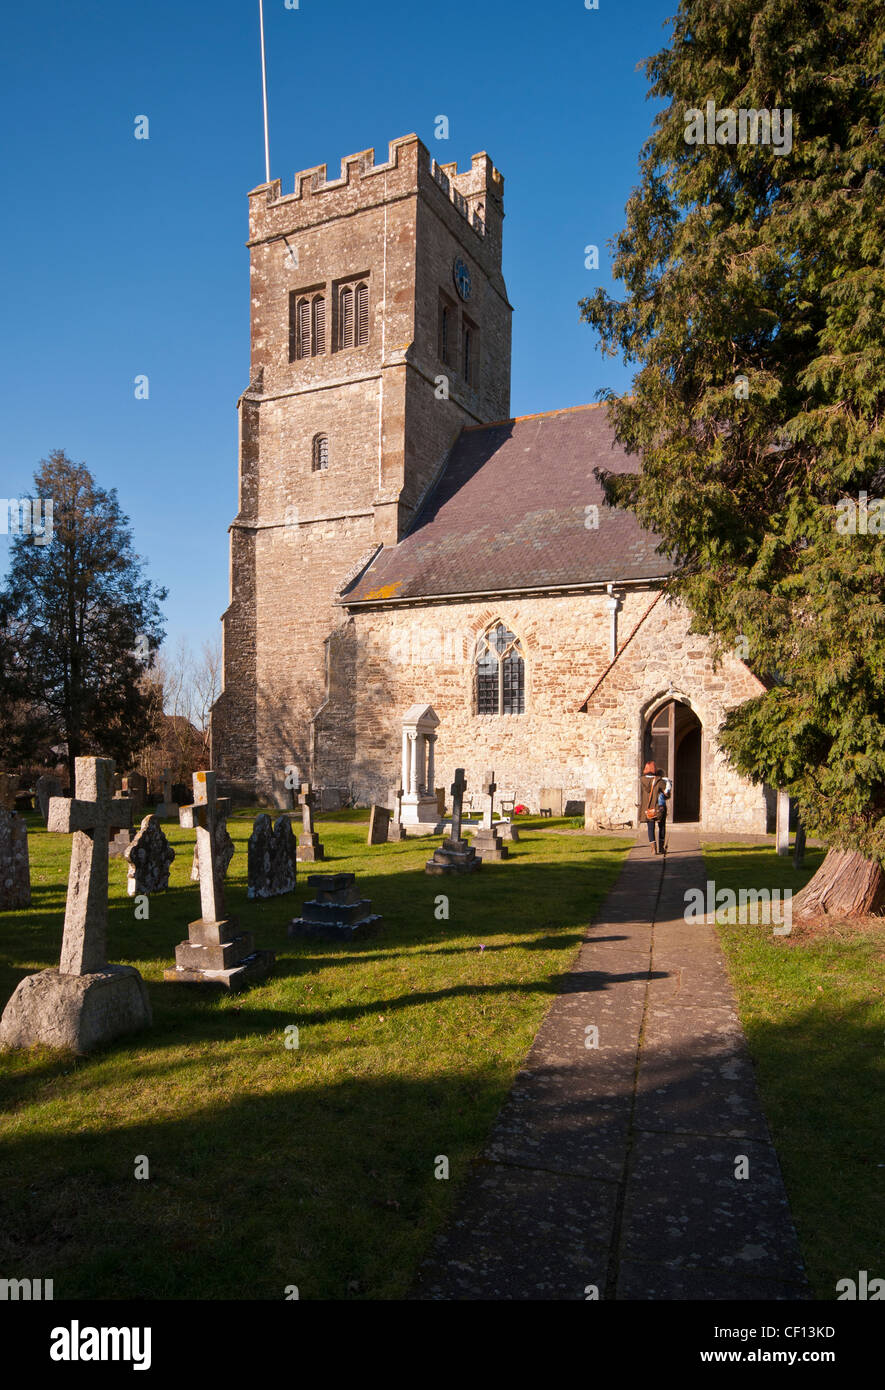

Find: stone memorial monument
0;757;151;1052
0;805;31;910
247;813;298;899
425;769;482;875
288;873;382;942
122;773;147;819
191;804;234;882
166;770;274;990
295;782;325;862
470;769;509;861
367;804;391;845
124;815;175;897
399;704;444;834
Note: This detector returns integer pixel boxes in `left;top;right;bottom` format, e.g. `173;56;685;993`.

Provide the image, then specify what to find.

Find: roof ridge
462;402;605;433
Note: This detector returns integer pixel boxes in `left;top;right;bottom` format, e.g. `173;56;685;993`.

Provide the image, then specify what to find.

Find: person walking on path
643;760;670;854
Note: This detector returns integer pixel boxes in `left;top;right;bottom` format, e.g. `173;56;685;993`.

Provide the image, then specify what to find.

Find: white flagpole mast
259;0;271;184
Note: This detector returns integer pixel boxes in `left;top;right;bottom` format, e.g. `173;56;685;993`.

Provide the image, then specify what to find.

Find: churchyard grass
0;811;628;1299
702;843;885;1300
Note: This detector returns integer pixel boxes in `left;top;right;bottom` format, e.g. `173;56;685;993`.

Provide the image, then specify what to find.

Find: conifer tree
581;1;884;915
0;451;166;784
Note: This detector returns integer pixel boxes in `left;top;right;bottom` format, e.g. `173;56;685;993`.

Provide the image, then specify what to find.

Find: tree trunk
793;848;885;919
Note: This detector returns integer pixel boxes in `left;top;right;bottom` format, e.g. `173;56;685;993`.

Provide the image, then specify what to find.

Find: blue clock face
453;257;471;301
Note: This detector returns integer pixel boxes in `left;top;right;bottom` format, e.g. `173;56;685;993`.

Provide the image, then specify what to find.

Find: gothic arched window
294;292;326;359
312;433;329;472
475;623;525;714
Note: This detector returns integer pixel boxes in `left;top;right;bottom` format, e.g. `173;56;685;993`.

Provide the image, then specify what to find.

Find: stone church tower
213;135;511;800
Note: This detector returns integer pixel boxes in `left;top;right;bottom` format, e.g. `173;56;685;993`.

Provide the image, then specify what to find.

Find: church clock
453;257;471;301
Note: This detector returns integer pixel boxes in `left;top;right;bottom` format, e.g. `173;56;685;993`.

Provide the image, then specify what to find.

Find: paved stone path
415;827;810;1300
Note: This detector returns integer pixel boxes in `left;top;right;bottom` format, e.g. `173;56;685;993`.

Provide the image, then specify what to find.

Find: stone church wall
344;590;767;833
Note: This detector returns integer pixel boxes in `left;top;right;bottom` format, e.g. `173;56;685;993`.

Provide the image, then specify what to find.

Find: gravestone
426;769;482;875
191;808;234;883
288;873;382;942
35;774;63;823
0;757;151;1053
367;805;391;845
166;770;274;990
156;767;179;819
540;787;564;818
296;782;325;862
108;826;134;859
0;806;31;910
0;773;16;811
124;815;175;896
471;769;508;862
122;773;147;819
435;787;446;816
247;814;298;899
387;785;407;842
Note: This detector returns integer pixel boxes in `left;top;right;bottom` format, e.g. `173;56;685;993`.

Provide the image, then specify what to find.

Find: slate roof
341;404;673;605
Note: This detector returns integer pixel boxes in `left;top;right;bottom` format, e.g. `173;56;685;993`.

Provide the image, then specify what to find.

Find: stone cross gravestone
0;805;31;910
122;773;147;819
387;785;407;841
191;809;234;883
0;757;151;1052
426;768;482;875
124;814;175;896
471;768;508;862
166;771;274;990
156;766;179;819
296;782;325;862
367;805;391;845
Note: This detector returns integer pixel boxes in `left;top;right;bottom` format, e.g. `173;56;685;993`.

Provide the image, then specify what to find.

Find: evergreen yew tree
0;451;167;784
581;0;885;916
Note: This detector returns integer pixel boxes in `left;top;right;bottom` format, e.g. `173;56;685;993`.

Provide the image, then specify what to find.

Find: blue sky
0;0;672;655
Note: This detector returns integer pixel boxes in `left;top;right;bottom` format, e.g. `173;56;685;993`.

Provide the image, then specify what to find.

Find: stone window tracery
475;622;525;715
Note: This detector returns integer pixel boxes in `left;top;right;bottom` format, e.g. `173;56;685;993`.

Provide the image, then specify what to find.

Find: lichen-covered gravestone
0;757;151;1053
368;805;391;845
247;814;298;899
0;806;31;910
296;782;325;862
124;815;175;896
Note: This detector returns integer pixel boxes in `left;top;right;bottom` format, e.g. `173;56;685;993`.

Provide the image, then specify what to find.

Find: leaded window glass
474;623;525;715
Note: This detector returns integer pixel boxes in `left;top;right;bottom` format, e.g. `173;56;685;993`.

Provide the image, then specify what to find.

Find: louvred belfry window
312;434;329;472
474;623;526;715
296;297;311;359
339;286;354;348
355;283;369;345
312;295;325;356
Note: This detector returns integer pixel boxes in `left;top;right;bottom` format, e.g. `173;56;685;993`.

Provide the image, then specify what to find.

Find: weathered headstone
288;873;382;942
540;786;564;818
156;767;179;819
124;815;175;897
35;774;62;824
296;782;325;862
122;773;147;819
0;757;151;1053
426;769;482;875
191;809;234;883
166;770;273;989
387;785;407;841
247;814;298;899
471;769;508;862
435;787;446;816
0;773;16;812
0;806;31;910
367;804;391;846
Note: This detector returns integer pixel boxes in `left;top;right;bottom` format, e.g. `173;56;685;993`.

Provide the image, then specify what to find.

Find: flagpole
259;0;271;184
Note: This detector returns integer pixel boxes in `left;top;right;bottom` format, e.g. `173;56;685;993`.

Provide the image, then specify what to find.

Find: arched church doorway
643;699;702;823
